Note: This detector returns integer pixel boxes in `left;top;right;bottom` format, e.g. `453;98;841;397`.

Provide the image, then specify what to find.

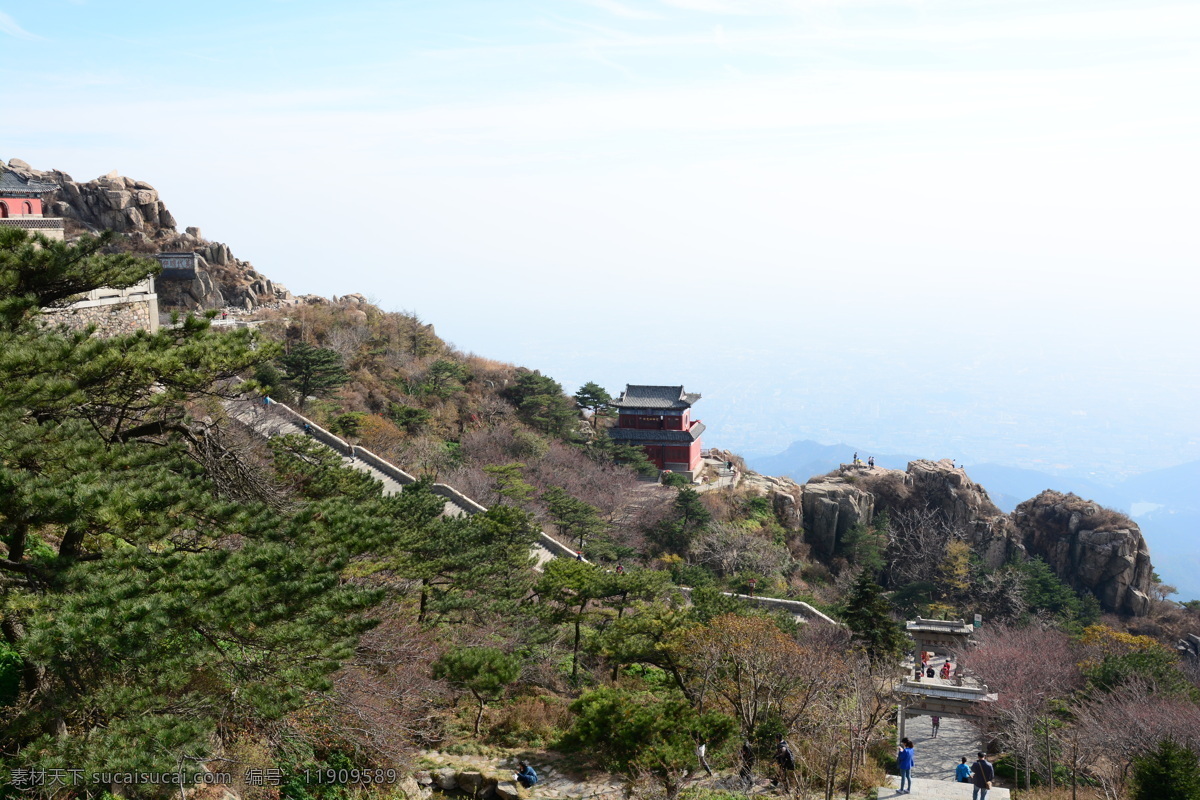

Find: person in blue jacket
897;738;915;793
956;756;972;782
515;761;538;789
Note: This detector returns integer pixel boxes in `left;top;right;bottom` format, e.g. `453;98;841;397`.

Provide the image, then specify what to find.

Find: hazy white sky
3;0;1198;474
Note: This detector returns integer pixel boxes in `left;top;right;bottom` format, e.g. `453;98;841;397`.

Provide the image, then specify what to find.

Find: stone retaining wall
41;297;157;336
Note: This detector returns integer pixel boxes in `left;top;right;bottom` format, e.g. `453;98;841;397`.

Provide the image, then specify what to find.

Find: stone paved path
418;750;789;799
908;716;981;782
878;775;1010;799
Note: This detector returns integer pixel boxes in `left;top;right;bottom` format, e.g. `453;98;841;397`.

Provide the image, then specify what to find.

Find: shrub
662;472;690;488
487;694;571;749
1132;740;1200;800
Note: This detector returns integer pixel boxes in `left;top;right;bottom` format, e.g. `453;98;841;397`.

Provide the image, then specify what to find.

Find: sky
2;0;1199;483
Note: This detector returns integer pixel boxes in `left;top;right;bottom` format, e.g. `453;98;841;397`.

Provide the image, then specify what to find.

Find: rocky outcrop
729;459;804;531
1013;491;1154;617
861;459;1017;569
2;159;295;312
4;159;176;237
798;479;875;560
789;460;1153;615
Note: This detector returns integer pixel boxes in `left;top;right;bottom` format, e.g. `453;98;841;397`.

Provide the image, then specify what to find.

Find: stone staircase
879;776;1010;799
225;394;840;623
227;398;563;566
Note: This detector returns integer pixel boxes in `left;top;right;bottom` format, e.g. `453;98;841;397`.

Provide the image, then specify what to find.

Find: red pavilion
608;385;705;476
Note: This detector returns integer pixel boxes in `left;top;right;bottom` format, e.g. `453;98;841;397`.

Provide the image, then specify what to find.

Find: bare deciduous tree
957;625;1084;790
690;522;790;578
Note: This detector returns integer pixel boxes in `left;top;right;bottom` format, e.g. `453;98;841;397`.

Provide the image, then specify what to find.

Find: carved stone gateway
896;618;995;741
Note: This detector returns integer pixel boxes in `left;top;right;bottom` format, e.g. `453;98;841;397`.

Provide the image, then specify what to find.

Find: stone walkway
227;398;558;566
877;776;1010;799
419;751;626;800
907;716;981;782
882;717;1012;799
418;750;792;799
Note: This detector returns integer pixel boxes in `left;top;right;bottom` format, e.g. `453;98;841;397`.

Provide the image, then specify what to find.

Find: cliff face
1014;491;1154;617
792;459;1154;616
3;158;295;312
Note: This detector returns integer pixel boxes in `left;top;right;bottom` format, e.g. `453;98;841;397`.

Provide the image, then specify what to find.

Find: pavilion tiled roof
608;423;705;442
0;170;58;195
611;385;701;409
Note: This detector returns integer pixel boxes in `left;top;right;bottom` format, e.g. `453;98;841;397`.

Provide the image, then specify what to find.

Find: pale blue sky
3;0;1199;479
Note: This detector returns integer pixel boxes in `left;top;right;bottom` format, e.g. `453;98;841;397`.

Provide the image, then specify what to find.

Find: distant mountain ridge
748;440;1199;602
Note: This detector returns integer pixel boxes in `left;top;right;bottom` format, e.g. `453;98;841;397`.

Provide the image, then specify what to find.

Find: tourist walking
695;742;713;777
956;757;972;783
897;738;915;793
971;752;995;800
739;740;755;788
775;735;797;791
931;715;940;738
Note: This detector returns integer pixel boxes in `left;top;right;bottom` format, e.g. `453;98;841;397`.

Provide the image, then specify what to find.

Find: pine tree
278;342;349;407
842;570;908;662
1132;739;1200;800
543;486;607;551
432;647;522;736
574;381;613;429
0;229;410;781
503;370;578;439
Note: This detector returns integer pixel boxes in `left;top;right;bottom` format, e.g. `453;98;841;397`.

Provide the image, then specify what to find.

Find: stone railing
248;395;836;620
0;217;63;229
258;398;575;558
676;587;839;625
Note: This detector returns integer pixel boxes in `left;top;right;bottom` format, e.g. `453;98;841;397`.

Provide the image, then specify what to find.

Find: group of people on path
961;753;996;799
915;653;955;681
896;738;996;799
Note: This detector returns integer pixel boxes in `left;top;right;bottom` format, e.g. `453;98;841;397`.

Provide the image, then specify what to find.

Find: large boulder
1014;491;1153;616
799;479;875;559
433;768;458;792
493;782;521;800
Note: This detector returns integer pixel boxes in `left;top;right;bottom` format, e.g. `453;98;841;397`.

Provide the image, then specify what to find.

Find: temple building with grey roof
608;385;705;478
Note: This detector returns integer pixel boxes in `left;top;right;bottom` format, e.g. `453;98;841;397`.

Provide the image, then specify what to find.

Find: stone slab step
879;775;1010;799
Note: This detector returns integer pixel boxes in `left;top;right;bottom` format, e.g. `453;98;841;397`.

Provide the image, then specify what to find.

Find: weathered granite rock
772;489;801;530
798;479;875;559
493;782;521;800
776;460;1152;615
456;770;485;793
394;776;421;799
433;768;458;791
4;159;303;313
1014;491;1153;616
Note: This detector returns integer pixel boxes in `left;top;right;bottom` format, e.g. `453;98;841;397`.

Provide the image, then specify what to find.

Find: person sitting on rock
515;762;538;788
